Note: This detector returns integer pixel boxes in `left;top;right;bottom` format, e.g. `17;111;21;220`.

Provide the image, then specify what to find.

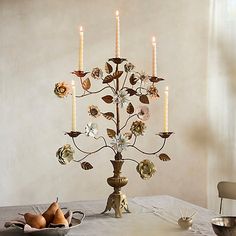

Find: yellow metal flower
56;144;74;165
136;159;156;180
130;120;146;136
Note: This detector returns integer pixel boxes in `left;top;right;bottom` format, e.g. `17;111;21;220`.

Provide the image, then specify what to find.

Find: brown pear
42;199;59;226
52;208;69;227
24;213;46;229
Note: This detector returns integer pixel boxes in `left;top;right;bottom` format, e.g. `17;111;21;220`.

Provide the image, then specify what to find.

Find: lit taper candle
115;10;120;58
79;26;84;71
152;36;157;77
71;80;77;131
164;86;169;132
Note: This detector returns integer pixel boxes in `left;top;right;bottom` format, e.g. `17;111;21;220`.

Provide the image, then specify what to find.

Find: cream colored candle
164;86;168;132
71;80;76;131
79;26;84;71
115;10;120;58
152;36;157;77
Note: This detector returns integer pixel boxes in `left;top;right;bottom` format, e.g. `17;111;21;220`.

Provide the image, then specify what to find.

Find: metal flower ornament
54;11;173;218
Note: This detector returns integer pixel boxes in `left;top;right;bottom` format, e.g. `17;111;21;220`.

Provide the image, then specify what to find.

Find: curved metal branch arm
127;138;166;155
94;135;108;146
120;114;138;131
76;86;114;98
122;158;139;164
73;144;116;163
72;137;91;154
72;136;116;155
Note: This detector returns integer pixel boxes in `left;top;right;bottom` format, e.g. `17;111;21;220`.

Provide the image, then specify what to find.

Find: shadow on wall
187;39;236;180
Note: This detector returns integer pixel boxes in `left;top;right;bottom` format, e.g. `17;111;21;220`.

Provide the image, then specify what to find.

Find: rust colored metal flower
130;120;146;136
54;82;71;98
91;67;103;80
147;85;159;98
136;159;156;180
56;144;74;165
88;105;101;118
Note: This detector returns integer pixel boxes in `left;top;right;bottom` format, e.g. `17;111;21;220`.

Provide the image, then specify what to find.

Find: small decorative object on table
177;209;196;230
54;10;173;218
178;217;193;230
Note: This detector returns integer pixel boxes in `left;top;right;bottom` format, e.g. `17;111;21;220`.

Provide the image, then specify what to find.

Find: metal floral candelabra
54;12;173;218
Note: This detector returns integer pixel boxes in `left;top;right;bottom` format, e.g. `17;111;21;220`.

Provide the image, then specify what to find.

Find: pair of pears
22;199;69;229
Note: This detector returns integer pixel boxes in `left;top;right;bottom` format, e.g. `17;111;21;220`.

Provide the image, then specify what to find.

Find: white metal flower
85;122;98;137
110;133;130;153
136;105;150;121
113;90;130;108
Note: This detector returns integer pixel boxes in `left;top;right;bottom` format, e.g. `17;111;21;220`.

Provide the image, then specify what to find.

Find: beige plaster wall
0;0;209;207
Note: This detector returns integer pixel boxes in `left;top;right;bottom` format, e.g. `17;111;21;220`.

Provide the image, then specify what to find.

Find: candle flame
152;36;156;43
80;26;83;32
116;10;119;16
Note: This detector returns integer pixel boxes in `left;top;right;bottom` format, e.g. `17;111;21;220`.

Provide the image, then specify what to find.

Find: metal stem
121;72;129;89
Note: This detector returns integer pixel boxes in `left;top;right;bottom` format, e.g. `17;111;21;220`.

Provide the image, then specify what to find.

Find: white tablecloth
0;195;218;236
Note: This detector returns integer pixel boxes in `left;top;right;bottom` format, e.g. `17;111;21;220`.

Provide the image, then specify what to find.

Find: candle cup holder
158;132;174;139
71;70;89;78
108;58;127;65
66;131;82;138
149;76;164;83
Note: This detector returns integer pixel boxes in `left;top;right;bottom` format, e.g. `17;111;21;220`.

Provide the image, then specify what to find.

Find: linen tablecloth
0;195;217;236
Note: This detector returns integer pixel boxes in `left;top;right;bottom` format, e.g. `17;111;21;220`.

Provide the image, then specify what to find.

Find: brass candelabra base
102;159;130;218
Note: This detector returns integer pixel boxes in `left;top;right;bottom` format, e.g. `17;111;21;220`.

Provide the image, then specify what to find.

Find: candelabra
54;12;173;218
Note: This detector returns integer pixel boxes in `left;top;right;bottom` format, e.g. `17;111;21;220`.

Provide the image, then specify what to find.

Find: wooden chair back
217;181;236;214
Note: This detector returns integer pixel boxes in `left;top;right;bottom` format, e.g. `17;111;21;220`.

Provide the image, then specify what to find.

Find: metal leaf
126;102;134;114
150;77;164;83
82;78;91;90
139;95;149;104
103;112;115;120
113;71;123;79
81;161;93;170
126;88;137;96
103;75;114;84
102;95;113;104
159;153;171;161
105;62;113;74
129;74;137;85
107;128;116;138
